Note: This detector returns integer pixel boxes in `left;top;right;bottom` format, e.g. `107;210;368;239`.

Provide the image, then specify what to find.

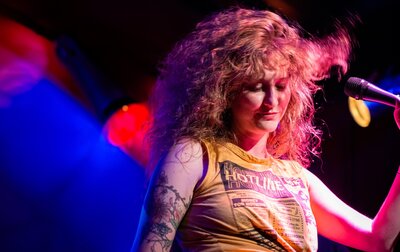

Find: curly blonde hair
147;7;354;168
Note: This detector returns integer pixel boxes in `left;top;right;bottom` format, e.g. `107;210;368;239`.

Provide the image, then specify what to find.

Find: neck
235;131;270;159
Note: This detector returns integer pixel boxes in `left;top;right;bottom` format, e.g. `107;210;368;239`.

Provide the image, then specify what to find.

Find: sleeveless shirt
175;140;318;251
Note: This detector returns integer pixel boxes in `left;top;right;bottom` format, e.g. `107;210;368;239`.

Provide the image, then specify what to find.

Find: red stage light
103;102;151;167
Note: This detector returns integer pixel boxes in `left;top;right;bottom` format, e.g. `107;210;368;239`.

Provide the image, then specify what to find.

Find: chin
257;123;279;133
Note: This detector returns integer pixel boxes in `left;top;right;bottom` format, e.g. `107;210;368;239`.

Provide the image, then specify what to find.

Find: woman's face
231;70;291;139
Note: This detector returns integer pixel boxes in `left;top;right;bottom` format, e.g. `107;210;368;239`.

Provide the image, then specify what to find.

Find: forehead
262;69;276;80
245;68;290;84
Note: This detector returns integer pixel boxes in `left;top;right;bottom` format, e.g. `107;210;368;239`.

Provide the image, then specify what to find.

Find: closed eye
244;83;263;92
275;81;288;91
276;85;287;91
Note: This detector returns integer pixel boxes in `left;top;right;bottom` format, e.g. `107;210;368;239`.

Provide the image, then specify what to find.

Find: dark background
0;0;399;251
1;0;399;102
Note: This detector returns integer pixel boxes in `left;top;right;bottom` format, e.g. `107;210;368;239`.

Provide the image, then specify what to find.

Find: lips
257;112;278;120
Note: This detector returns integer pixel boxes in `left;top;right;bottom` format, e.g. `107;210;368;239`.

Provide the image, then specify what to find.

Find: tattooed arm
132;139;205;252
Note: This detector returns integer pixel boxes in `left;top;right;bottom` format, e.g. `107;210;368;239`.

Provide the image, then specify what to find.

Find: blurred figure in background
0;14;146;252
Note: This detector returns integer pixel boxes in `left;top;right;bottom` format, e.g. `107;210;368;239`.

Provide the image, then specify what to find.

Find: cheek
231;94;261;123
238;93;264;109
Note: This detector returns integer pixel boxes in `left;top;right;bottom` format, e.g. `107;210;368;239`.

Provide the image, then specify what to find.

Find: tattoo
143;170;192;251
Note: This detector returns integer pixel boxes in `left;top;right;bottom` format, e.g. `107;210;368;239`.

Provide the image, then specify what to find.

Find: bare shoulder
303;168;316;179
157;138;205;186
168;138;204;165
303;168;324;187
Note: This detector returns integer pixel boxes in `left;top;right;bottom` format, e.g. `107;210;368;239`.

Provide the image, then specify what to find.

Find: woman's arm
306;102;400;251
306;169;399;251
132;140;205;252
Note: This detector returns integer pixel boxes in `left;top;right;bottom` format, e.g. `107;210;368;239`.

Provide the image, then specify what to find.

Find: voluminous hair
147;7;354;168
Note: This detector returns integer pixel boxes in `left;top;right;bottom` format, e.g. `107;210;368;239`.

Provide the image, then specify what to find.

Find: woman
133;7;400;251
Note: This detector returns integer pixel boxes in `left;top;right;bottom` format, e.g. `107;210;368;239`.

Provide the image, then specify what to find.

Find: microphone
344;77;400;107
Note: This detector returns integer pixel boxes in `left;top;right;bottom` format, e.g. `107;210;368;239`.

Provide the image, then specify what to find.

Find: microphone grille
344;77;367;99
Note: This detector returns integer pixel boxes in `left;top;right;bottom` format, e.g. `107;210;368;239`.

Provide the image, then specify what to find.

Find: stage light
103;102;151;167
348;97;371;127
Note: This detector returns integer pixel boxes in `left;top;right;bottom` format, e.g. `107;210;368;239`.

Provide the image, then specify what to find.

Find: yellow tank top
175;140;318;251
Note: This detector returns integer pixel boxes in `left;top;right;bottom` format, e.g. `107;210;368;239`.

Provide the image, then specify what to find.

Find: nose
263;87;278;107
